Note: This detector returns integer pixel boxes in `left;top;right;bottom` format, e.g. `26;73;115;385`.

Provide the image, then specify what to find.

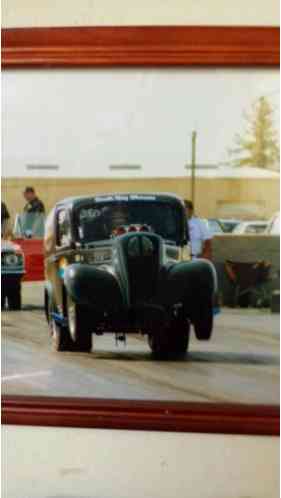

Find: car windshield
207;219;224;234
13;212;45;239
245;224;267;234
233;222;267;235
75;200;182;245
220;221;240;233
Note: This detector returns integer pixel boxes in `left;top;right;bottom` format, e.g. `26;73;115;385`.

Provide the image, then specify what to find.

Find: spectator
1;201;11;238
185;200;212;260
23;186;45;214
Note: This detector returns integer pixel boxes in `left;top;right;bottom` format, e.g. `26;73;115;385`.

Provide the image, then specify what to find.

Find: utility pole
191;131;197;205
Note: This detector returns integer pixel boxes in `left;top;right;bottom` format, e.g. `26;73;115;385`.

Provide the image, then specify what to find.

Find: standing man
23;186;45;214
185;200;212;260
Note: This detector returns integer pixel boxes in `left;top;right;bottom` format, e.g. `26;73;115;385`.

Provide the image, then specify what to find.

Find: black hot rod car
44;193;217;356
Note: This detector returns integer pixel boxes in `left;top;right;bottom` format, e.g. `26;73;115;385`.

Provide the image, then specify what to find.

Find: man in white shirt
185;200;212;260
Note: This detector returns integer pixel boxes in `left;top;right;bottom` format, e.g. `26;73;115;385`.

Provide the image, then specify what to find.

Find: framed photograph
1;26;279;436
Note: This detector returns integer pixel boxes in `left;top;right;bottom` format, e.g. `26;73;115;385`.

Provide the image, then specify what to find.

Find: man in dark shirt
23;186;45;214
1;201;10;224
1;201;10;237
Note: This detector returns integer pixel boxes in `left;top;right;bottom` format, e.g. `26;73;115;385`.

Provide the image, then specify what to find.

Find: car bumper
1;270;25;278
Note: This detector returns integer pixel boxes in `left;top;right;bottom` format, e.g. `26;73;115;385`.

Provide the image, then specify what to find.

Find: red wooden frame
2;395;279;436
1;26;279;434
2;26;279;67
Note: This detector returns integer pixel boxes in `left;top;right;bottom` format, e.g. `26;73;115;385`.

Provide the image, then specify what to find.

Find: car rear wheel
66;295;92;352
51;320;74;352
7;282;22;310
148;317;190;359
47;297;74;352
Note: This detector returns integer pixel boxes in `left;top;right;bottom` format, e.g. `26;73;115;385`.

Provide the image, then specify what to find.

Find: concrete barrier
212;234;280;306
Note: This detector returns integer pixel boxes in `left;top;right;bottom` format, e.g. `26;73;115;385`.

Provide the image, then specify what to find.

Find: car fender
157;258;217;307
44;280;55;322
63;263;125;311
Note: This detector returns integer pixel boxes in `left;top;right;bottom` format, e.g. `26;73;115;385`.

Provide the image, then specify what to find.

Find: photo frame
1;25;280;435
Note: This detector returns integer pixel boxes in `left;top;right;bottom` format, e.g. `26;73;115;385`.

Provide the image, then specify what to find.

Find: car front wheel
7;282;22;310
192;300;213;340
148;317;190;359
1;294;6;310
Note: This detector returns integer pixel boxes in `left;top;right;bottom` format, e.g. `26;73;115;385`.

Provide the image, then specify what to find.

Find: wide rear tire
51;320;74;352
47;295;74;352
66;294;92;352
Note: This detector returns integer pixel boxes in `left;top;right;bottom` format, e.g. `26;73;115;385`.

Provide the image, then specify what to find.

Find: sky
2;68;279;178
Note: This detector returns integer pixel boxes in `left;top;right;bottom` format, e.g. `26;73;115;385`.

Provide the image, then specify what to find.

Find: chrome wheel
67;296;76;341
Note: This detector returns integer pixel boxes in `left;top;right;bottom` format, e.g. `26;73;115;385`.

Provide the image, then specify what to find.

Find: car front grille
123;234;161;305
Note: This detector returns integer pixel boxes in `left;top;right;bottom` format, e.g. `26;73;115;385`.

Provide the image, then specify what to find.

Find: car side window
57;209;71;247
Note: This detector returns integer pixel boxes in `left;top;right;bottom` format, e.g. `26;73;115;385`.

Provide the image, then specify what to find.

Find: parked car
266;212;280;235
44;193;217;357
1;240;25;309
232;221;268;235
219;219;241;233
13;212;45;281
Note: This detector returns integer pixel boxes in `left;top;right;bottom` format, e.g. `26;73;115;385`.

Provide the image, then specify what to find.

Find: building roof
2;161;280;180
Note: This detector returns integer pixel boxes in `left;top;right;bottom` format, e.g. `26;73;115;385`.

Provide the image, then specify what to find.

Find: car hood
1;239;22;253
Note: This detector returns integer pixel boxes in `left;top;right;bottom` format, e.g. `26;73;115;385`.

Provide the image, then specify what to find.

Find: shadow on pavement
83;349;279;366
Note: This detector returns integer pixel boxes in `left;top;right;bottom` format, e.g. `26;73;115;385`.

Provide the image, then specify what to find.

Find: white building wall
2;0;279;27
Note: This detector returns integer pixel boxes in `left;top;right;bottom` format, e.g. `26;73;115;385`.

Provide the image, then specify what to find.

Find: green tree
229;96;279;169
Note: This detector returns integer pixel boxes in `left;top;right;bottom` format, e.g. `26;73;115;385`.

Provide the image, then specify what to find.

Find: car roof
239;220;268;225
55;192;185;209
1;240;21;252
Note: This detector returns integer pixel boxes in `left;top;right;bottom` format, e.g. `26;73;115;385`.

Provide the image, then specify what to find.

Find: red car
13;212;45;281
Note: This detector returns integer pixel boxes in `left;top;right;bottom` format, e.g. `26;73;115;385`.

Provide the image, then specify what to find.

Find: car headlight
59;257;68;269
164;245;181;263
3;253;23;266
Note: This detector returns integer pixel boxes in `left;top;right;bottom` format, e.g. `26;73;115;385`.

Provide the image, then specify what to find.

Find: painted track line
2;370;51;382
